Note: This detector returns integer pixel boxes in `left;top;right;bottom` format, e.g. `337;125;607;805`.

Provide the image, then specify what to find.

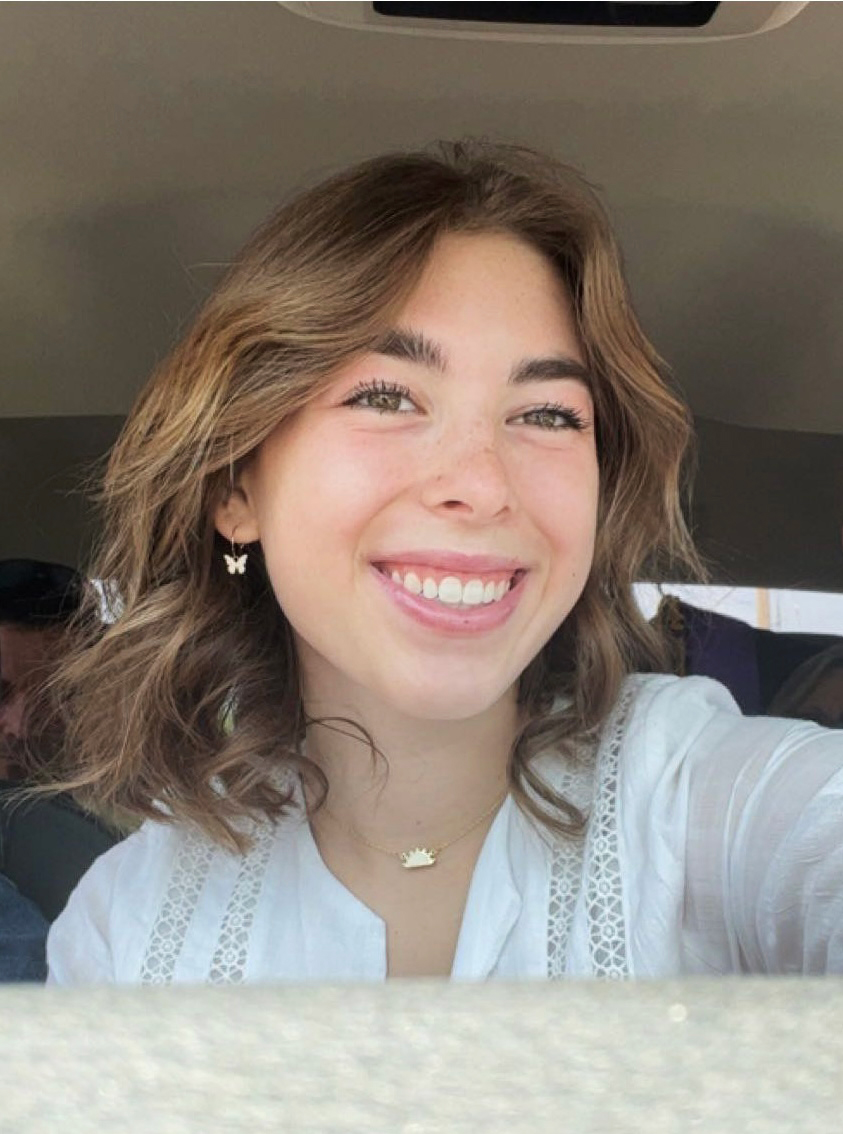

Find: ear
214;485;261;545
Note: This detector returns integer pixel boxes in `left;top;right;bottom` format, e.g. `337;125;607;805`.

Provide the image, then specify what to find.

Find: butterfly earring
223;533;248;576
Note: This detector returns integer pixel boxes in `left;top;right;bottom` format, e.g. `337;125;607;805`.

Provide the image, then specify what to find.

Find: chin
379;673;516;724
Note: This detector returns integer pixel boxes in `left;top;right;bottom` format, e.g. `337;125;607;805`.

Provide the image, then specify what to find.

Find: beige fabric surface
3;978;842;1132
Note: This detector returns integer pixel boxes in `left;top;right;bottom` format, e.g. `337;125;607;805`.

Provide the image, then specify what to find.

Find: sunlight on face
233;233;599;722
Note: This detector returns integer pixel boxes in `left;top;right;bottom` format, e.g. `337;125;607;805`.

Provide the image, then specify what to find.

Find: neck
302;684;518;851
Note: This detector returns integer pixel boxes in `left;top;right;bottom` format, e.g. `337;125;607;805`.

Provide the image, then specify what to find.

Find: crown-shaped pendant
400;847;437;869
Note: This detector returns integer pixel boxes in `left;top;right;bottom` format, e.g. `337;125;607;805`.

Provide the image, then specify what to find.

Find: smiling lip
370;562;528;635
371;550;526;574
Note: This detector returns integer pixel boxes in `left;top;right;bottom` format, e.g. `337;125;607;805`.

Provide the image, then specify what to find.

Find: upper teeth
389;570;511;606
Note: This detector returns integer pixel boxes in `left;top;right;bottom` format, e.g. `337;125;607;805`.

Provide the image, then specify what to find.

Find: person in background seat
0;872;48;982
0;559;119;980
767;642;843;728
0;559;83;780
653;593;842;724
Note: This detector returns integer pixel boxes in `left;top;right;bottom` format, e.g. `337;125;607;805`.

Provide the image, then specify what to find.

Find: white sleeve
46;844;120;984
705;714;843;974
620;675;843;975
47;820;173;985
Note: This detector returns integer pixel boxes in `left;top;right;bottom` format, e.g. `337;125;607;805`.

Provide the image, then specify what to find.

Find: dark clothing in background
0;872;48;982
1;782;120;923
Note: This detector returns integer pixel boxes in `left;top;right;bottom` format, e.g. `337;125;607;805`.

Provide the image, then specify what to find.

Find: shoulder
613;672;843;816
620;671;841;762
48;818;217;983
48;810;298;984
67;815;199;896
538;674;745;799
622;671;741;734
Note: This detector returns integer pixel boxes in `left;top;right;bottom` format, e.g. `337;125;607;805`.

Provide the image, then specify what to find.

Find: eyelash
517;403;588;432
342;380;414;414
342;381;588;432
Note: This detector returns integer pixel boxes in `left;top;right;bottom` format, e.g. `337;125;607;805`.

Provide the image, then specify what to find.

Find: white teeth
388;567;516;607
461;579;486;606
437;576;463;605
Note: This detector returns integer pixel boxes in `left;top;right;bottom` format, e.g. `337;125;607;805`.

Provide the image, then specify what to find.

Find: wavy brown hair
46;141;701;849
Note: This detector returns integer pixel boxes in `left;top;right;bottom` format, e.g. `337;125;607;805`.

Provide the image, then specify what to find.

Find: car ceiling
1;3;841;587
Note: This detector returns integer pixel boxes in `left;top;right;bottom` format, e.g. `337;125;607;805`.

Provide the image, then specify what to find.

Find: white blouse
47;674;843;984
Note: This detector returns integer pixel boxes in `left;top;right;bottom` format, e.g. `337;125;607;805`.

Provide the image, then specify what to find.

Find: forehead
395;231;580;348
409;230;566;294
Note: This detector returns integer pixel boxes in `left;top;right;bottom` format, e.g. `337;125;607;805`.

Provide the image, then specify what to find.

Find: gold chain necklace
320;790;509;870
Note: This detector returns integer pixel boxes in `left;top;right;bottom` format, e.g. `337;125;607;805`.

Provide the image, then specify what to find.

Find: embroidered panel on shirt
208;824;275;984
547;756;593;978
547;836;586;977
139;829;215;984
584;681;637;979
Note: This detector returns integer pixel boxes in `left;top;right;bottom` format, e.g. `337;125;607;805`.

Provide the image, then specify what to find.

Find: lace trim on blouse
208;824;275;984
547;680;635;978
139;831;215;984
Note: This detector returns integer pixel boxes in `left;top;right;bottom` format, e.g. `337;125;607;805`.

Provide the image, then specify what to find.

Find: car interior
1;3;841;1129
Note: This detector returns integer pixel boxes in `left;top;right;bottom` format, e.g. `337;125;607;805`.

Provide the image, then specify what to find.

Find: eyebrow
374;329;446;372
509;355;591;387
373;328;591;388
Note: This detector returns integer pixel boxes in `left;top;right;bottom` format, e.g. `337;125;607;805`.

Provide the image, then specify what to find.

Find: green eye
531;409;564;429
519;404;588;431
368;389;404;412
343;381;414;414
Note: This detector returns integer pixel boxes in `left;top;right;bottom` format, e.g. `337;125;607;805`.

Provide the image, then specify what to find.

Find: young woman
46;142;843;983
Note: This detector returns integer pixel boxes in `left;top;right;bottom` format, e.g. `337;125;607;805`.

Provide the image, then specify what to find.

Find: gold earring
223;533;247;576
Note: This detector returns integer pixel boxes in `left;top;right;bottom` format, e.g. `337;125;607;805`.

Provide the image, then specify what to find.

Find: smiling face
218;232;599;723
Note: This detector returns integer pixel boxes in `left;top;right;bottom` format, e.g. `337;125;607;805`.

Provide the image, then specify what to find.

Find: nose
420;422;513;521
